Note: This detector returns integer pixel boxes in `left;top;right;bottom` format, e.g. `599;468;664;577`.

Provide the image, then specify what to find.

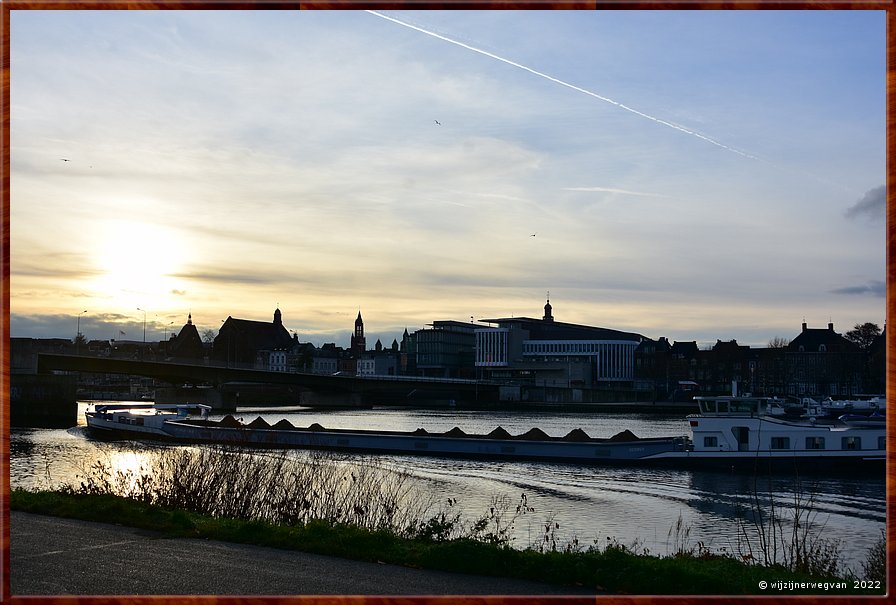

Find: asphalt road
10;511;598;596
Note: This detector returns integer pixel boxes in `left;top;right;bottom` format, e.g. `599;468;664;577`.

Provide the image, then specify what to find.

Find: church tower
543;294;553;322
351;311;366;356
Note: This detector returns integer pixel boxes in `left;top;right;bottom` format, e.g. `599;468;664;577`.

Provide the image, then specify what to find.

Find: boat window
805;437;825;450
118;417;126;423
771;437;790;450
729;401;757;413
703;436;718;447
841;436;861;450
135;418;144;426
699;401;714;414
716;401;729;413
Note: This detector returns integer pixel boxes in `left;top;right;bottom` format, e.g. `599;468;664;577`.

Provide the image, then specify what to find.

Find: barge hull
162;421;686;464
84;419;885;474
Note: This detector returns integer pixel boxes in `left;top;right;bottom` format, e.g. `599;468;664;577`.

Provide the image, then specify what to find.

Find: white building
257;349;289;372
476;298;643;387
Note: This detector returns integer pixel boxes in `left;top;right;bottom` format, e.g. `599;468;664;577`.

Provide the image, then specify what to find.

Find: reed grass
734;473;846;577
71;445;441;535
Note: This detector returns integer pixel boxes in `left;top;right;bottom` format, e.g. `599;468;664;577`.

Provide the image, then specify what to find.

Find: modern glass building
414;320;477;378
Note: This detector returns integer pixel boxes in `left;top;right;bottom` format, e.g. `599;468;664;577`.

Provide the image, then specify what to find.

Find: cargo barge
85;396;886;473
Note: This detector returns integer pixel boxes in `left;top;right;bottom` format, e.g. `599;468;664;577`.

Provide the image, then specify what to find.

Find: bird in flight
531;233;537;237
60;158;70;162
434;120;441;125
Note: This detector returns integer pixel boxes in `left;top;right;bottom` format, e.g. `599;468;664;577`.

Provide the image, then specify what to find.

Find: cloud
844;185;885;221
830;280;885;297
10;252;99;279
563;186;669;198
170;268;301;287
10;312;154;340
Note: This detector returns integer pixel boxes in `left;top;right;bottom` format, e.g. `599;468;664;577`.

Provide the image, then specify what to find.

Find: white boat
84;397;884;473
649;396;886;470
763;397;793;417
85;403;211;439
837;411;886;428
819;395;886;417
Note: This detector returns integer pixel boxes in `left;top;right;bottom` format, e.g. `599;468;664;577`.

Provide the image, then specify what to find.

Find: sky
7;9;886;350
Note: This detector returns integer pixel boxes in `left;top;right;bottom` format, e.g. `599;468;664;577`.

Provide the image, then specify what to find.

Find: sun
91;220;186;307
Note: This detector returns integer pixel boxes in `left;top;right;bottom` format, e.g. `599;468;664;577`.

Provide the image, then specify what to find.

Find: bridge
36;353;502;409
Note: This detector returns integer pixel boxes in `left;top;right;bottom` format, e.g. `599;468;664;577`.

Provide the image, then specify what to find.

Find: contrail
564;187;670;198
367;10;763;162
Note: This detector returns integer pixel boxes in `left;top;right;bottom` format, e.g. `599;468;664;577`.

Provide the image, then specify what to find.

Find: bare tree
767;336;789;348
201;329;217;344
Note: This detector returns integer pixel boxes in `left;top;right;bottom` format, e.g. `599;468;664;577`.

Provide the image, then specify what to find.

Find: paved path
10;512;597;596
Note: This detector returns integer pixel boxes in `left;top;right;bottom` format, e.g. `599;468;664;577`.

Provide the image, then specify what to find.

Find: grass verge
11;488;880;595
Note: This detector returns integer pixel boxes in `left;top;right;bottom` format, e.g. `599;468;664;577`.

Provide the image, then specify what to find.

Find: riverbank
10;489;883;596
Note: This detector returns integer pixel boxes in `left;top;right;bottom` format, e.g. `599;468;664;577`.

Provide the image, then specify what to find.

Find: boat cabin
693;396;770;417
89;403;211;429
687;395;885;455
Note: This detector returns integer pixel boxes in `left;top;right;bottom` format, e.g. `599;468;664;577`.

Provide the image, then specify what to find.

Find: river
10;402;886;573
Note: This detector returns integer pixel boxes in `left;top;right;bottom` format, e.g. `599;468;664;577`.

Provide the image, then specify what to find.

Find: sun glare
91;220;187;308
107;449;155;493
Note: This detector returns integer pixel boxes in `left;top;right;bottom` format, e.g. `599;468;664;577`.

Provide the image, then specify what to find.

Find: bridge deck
36;353;500;403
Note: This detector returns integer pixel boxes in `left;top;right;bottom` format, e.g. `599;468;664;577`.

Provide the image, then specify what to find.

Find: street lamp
76;310;87;353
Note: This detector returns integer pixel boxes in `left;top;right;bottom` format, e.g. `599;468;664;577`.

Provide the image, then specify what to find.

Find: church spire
543;292;553;322
351;310;366;356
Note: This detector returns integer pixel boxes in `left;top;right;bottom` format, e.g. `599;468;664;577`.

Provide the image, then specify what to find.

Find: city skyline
9;10;886;350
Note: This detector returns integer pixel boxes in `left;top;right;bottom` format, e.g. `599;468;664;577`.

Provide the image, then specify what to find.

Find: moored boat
818;394;886;417
85;403;211;440
837;411;886;427
653;396;885;471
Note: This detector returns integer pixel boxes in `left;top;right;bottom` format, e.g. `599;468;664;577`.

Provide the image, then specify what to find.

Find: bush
861;529;886;583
